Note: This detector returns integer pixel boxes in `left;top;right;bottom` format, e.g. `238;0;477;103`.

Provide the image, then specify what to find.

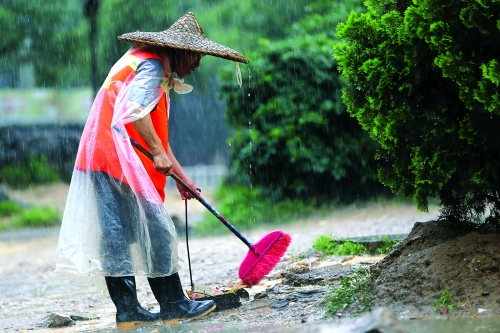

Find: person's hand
176;176;200;200
152;151;173;176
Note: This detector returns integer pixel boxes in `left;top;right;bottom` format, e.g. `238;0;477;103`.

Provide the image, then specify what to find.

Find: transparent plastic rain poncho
55;45;193;286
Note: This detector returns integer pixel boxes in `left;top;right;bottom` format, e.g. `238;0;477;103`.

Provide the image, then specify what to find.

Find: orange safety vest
76;49;170;201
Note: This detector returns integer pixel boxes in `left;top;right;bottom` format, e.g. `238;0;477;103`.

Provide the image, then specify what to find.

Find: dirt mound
370;220;500;318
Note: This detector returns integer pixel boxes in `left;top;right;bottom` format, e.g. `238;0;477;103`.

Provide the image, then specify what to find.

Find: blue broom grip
196;196;254;248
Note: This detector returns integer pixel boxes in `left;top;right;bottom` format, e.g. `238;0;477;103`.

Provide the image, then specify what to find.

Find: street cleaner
55;12;248;329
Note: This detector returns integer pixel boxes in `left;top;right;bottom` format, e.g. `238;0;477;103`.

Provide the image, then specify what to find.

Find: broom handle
129;136;254;249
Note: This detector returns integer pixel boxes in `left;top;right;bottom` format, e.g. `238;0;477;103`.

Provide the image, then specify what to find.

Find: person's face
172;50;203;78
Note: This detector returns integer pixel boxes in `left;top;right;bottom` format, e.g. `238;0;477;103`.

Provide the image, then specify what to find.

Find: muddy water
78;322;280;332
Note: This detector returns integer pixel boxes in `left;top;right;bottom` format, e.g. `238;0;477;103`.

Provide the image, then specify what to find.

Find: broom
128;135;292;287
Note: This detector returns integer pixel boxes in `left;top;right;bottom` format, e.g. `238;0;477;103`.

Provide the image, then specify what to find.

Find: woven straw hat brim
118;32;249;64
118;12;249;64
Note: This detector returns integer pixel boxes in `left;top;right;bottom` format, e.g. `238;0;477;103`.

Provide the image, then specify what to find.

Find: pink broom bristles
239;231;292;287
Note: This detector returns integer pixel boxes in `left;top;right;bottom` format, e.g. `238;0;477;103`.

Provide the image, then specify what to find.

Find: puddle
401;316;500;333
76;316;500;333
79;321;281;333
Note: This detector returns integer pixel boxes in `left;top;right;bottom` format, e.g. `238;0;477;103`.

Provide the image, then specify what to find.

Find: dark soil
370;220;500;319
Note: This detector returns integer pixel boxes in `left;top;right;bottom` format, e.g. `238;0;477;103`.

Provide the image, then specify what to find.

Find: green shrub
335;0;500;224
325;267;372;316
313;235;368;256
0;200;23;217
0;166;26;187
312;235;336;254
0;155;60;189
193;184;319;236
218;1;390;204
10;205;61;228
375;235;399;254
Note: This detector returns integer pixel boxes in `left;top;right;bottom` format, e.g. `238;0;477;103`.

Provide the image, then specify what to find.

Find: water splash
236;63;242;88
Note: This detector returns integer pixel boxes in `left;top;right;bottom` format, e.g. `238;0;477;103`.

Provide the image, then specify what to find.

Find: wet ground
2;183;499;332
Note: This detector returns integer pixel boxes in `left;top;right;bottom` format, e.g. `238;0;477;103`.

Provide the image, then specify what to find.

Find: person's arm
132;113;173;176
126;58;173;174
167;143;200;200
132;114;198;199
126;58;197;199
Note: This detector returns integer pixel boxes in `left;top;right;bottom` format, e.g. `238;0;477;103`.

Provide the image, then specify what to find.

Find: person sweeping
55;12;248;329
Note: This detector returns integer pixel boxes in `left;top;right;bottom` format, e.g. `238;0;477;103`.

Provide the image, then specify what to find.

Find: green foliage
325;267;372;316
431;289;456;313
218;1;390;203
375;235;399;254
334;0;500;224
0;155;60;189
0;200;22;217
10;205;61;228
1;0;319;88
313;235;368;256
193;183;319;236
97;0;321;92
0;5;24;54
1;1;87;87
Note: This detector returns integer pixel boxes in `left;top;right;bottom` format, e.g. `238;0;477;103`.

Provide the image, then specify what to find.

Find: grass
0;204;61;231
313;235;368;256
325;267;372;316
193;184;333;236
312;234;399;256
431;289;456;313
375;235;399;254
0;155;60;189
0;200;23;217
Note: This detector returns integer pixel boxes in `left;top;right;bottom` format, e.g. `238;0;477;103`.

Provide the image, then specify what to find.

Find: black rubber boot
148;273;216;325
105;276;160;329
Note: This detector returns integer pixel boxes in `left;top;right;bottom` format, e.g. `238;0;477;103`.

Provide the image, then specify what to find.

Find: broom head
238;230;292;287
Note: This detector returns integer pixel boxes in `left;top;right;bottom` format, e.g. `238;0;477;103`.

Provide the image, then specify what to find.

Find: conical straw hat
118;12;249;64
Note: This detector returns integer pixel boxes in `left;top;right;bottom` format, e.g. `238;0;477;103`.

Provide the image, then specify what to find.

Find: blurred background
0;0;396;235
